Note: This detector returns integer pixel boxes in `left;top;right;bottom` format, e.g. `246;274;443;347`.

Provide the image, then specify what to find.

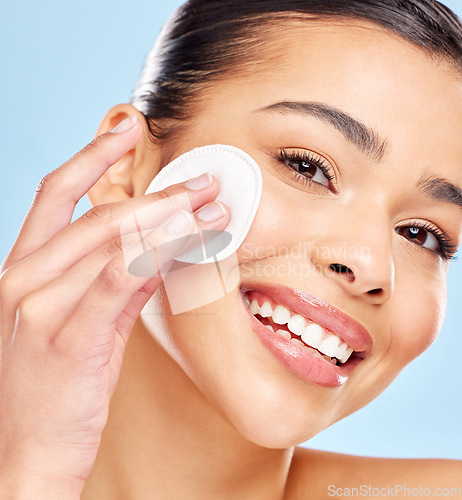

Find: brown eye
278;149;335;190
285;159;330;187
396;226;439;251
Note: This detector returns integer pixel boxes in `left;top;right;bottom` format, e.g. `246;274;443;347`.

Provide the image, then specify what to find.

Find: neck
82;318;294;500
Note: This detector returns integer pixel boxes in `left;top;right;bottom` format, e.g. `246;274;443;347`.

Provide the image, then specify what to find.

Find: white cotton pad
144;144;263;264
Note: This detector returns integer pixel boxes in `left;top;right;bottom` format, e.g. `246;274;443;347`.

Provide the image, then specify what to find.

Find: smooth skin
1;19;462;500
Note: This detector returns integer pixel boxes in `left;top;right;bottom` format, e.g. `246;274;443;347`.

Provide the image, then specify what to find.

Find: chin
224;392;336;449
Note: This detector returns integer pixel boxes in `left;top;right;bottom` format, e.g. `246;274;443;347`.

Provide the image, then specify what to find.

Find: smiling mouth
239;283;372;385
243;290;354;366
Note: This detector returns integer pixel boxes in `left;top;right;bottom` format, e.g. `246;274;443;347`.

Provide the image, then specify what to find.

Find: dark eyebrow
257;101;389;162
259;101;462;210
417;176;462;210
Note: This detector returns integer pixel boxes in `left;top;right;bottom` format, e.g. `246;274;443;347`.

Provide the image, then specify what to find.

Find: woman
1;0;461;498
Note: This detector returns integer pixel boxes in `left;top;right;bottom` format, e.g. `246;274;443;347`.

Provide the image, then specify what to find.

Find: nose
309;216;395;304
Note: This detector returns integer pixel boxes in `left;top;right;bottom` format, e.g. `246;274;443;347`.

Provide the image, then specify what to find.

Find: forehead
202;20;462;183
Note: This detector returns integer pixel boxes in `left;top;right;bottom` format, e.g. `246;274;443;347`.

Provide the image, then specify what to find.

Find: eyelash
276;149;335;189
275;149;458;262
396;222;457;262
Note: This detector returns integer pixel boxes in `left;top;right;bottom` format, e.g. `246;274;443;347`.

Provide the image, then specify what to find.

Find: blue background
1;0;461;459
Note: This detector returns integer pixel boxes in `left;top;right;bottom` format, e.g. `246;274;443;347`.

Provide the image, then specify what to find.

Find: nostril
329;263;355;281
368;288;383;295
330;263;353;274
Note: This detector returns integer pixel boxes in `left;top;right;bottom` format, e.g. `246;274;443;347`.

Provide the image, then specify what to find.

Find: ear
87;103;162;206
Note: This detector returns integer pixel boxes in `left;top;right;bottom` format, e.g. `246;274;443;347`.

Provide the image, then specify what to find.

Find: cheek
237;173;306;266
388;277;447;366
241;187;286;256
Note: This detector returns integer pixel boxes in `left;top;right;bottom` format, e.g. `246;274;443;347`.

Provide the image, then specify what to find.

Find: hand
0;116;230;498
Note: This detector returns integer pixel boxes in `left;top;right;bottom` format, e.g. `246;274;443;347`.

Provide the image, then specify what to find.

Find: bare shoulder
285;446;462;500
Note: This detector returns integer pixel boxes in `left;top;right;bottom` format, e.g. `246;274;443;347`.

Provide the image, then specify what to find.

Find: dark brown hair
131;0;462;141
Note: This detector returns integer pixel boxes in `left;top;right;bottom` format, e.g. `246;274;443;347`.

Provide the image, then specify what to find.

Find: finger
16;202;230;348
2;174;219;309
110;202;232;348
102;275;160;397
57;203;230;354
3;115;142;269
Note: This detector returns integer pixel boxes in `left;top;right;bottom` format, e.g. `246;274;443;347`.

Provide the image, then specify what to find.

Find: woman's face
141;20;462;447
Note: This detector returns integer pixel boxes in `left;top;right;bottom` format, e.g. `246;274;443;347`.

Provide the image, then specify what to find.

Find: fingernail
110;115;137;133
185;173;212;191
167;210;194;235
197;202;226;222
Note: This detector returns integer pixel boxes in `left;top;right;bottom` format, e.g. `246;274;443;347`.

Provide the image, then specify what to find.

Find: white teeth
260;301;273;318
272;304;291;324
287;314;306;336
290;338;305;348
318;334;341;358
250;299;260;315
246;293;355;365
340;346;353;364
335;342;348;361
301;323;325;350
276;329;292;341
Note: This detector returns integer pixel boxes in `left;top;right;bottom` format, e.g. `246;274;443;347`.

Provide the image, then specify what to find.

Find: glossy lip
239;293;358;386
240;282;373;354
239;283;372;387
